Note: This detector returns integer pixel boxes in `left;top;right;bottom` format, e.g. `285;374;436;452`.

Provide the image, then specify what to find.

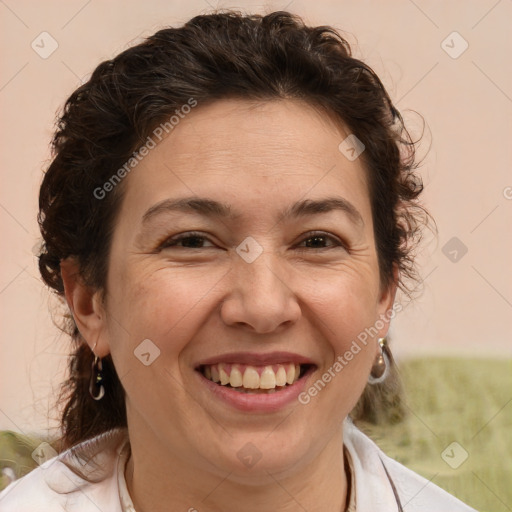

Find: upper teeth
203;363;301;389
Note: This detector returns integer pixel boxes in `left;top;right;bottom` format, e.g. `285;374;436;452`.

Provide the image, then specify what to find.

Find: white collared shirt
0;421;477;511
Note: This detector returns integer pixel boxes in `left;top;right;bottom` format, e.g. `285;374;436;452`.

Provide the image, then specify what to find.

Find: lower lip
195;366;315;413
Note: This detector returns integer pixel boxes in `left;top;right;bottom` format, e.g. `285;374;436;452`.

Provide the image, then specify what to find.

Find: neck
124;422;348;512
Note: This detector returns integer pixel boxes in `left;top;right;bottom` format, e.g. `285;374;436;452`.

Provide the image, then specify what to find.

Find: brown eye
175;236;208;248
159;232;215;249
297;232;346;250
303;235;331;248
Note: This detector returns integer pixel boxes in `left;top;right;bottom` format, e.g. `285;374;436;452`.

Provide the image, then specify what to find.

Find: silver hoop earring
368;337;390;385
89;350;105;401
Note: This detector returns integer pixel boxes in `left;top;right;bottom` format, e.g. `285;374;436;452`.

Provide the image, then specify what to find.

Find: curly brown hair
37;10;428;450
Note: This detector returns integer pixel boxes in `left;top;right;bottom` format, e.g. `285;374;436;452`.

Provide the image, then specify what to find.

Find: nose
220;250;301;334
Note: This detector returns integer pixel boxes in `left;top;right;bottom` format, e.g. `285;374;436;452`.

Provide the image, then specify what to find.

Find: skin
61;98;397;512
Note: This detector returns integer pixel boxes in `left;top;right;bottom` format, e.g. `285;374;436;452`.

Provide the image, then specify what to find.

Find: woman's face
92;98;395;479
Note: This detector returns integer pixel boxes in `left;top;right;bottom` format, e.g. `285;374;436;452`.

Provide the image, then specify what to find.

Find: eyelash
158;231;346;251
158;231;208;250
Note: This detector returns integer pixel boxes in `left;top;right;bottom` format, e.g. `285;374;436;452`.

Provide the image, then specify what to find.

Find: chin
204;430;313;482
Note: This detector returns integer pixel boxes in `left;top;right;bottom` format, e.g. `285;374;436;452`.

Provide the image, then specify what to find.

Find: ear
375;263;399;339
60;257;110;358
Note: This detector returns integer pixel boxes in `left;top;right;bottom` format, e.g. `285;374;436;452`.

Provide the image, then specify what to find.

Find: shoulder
0;428;128;512
380;452;476;512
343;419;477;512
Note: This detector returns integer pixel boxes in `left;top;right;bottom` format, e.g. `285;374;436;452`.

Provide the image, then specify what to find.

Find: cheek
302;268;382;344
301;269;381;396
105;263;229;356
305;280;379;401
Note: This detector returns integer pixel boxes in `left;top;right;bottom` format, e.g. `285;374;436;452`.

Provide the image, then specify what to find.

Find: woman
0;10;476;512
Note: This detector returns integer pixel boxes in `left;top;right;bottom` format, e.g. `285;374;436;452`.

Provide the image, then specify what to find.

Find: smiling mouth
198;362;314;394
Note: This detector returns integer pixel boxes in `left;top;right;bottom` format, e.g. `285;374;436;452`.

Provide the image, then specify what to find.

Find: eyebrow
141;196;364;227
284;197;364;226
142;197;237;224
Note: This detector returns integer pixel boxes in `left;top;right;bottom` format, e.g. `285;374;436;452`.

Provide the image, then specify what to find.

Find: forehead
157;99;356;174
117;98;371;224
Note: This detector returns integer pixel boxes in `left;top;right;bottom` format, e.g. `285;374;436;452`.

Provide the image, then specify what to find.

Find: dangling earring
368;337;390;385
89;343;105;401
